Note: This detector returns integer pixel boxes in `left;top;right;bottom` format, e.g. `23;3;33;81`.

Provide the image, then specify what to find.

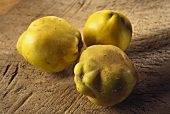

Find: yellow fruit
17;16;83;72
83;10;132;51
74;45;139;106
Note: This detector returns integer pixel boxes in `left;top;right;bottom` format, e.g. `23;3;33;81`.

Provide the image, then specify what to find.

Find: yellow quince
74;45;139;106
16;16;82;72
83;10;132;51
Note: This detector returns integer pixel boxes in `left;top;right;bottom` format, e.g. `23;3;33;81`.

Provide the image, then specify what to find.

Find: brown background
0;0;170;114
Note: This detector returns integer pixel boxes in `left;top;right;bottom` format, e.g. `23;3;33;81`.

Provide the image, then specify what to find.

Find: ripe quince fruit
17;16;82;72
83;10;132;51
74;45;139;106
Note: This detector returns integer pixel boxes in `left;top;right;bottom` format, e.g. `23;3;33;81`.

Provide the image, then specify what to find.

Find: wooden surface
0;0;170;114
0;0;21;16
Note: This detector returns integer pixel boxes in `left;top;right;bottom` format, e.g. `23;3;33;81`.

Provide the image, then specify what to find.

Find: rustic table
0;0;170;114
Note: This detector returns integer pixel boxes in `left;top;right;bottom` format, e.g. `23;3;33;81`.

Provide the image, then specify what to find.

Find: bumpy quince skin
83;10;132;51
74;45;139;106
17;16;82;72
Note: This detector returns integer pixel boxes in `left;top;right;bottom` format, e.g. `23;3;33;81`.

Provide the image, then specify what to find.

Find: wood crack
3;64;11;76
8;64;19;85
2;80;18;98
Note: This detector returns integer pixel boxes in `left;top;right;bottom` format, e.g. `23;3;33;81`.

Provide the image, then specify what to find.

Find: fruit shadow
110;28;170;111
50;58;79;79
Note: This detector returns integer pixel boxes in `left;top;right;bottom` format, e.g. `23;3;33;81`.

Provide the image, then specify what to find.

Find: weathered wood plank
0;0;170;114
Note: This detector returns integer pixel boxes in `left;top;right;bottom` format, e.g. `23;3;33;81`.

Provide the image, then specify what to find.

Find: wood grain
0;0;170;114
0;0;21;16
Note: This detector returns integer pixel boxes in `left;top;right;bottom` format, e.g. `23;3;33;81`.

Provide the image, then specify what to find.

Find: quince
83;10;132;51
74;45;139;106
17;16;82;72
